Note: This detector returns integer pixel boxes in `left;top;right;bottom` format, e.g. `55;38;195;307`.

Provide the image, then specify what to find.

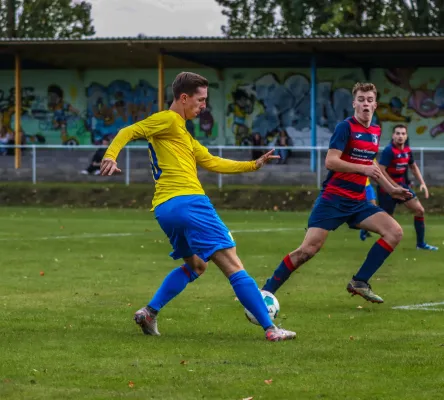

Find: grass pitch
0;207;443;400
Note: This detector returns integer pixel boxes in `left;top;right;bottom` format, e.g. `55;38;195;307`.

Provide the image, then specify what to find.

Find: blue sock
148;264;199;312
262;255;296;294
229;270;274;330
354;238;393;282
414;216;425;246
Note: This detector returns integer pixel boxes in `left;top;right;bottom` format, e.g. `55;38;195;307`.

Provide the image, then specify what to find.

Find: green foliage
0;0;95;39
216;0;444;37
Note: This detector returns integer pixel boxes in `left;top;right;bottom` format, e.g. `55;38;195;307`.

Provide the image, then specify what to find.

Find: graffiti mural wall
224;68;364;146
1;68;444;147
371;68;444;145
0;69;220;145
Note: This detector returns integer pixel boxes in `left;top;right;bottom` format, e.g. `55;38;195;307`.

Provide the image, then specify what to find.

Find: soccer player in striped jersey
100;72;296;342
377;124;438;251
262;83;412;304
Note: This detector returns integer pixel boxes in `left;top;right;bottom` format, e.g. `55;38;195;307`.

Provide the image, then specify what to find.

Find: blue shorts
365;184;376;202
308;194;384;231
154;195;235;262
377;184;416;216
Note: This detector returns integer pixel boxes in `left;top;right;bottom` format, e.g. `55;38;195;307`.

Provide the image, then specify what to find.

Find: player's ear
180;93;187;104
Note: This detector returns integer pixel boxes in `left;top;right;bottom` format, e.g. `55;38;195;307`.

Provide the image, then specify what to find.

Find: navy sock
262;255;296;294
354;238;393;282
414;216;425;246
229;270;273;330
148;264;199;312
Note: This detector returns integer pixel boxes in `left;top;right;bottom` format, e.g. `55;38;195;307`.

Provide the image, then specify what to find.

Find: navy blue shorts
308;194;384;231
154;195;235;262
377;184;416;216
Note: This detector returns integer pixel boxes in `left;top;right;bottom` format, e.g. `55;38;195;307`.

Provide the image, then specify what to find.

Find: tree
216;0;444;37
0;0;95;39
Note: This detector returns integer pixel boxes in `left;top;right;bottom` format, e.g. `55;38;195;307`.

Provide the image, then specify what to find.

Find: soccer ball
245;290;280;325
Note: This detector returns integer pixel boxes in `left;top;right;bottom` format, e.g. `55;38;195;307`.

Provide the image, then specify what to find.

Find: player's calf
262;230;325;294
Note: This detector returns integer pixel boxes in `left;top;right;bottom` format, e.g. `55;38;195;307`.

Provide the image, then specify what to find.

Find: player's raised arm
100;113;172;176
193;139;277;174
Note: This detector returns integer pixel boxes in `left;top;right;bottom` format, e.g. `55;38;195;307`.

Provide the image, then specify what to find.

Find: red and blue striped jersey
379;142;414;185
322;117;381;201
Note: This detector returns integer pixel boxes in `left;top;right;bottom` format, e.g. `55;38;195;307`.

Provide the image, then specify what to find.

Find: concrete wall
1;147;443;186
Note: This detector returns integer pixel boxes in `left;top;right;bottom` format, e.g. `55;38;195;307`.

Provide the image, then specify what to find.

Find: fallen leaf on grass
242;397;253;400
350;336;354;340
264;379;273;385
180;360;188;365
40;271;44;276
128;381;134;388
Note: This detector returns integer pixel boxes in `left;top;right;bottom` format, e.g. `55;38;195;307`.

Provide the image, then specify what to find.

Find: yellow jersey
104;110;258;210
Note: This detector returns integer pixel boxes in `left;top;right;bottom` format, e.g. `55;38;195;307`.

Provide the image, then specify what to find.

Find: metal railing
0;144;443;188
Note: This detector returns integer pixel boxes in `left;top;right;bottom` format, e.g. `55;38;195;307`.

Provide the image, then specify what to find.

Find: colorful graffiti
0;83;90;145
2;68;444;147
372;68;444;141
0;77;217;145
225;70;361;146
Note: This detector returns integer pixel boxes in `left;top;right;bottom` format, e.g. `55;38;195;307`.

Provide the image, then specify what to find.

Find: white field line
0;228;302;242
392;301;444;311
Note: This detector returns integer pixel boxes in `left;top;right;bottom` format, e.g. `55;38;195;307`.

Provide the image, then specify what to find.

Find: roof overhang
1;35;444;69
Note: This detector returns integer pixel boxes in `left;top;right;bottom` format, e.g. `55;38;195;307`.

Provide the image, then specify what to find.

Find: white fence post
32;145;37;184
420;148;424;176
125;147;130;185
218;147;223;190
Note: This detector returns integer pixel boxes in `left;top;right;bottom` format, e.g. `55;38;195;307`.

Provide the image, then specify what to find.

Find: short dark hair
172;72;208;100
392;124;407;133
352;82;377;99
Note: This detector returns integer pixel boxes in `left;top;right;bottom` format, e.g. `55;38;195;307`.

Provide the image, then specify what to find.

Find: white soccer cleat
134;307;160;336
265;325;296;342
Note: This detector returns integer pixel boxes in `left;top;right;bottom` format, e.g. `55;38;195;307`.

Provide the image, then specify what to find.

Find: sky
89;0;228;38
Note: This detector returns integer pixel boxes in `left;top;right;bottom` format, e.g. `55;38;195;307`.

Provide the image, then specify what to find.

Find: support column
157;52;165;112
310;53;317;172
15;53;22;169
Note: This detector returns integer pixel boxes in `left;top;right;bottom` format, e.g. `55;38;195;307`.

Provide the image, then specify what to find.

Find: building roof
1;34;444;69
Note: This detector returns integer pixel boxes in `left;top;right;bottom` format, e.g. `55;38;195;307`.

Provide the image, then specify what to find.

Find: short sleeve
329;121;350;152
379;146;393;167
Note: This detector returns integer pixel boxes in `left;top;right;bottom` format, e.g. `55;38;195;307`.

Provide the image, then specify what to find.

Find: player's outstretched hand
362;164;382;180
100;158;122;176
420;184;429;199
255;149;280;169
390;186;413;201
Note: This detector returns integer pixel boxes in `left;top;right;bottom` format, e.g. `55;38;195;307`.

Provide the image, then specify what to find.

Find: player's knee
387;223;403;245
415;206;425;217
298;242;320;259
189;260;208;275
185;256;208;276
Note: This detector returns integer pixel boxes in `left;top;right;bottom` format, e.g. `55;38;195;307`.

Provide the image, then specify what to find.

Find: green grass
1;207;444;400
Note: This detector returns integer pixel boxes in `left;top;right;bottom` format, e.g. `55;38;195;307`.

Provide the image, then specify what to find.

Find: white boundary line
392;301;444;311
0;228;302;242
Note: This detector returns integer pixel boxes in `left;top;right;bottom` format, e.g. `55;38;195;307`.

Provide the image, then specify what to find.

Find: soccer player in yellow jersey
100;72;296;342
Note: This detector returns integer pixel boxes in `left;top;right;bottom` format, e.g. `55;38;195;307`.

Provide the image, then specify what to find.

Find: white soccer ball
245;290;280;325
